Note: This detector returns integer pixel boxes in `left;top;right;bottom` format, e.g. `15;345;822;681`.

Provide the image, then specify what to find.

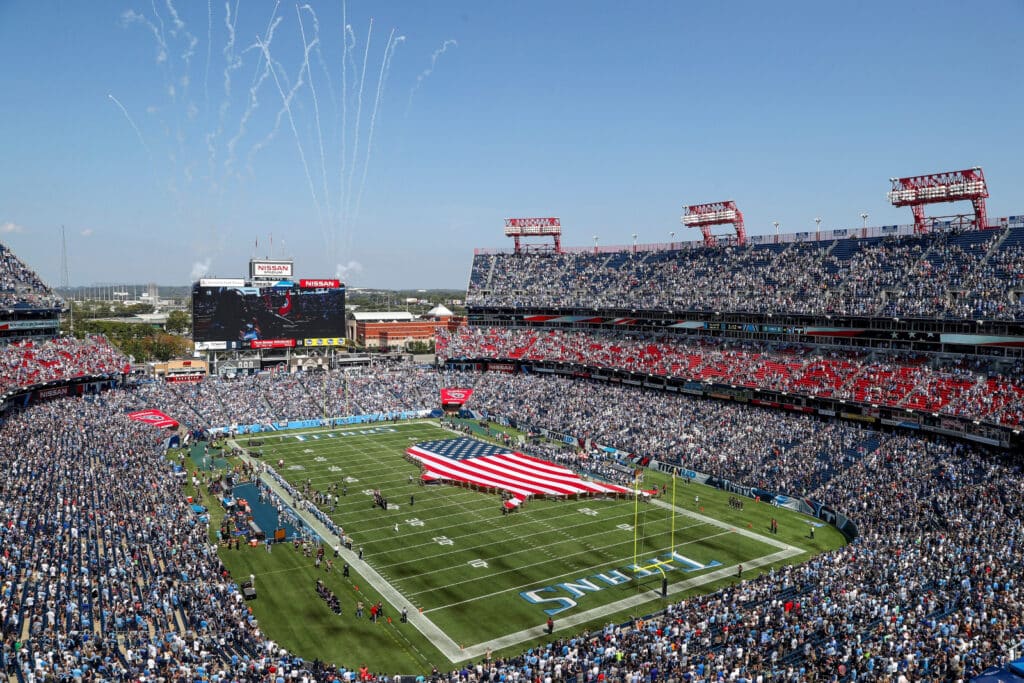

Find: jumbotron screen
192;281;346;349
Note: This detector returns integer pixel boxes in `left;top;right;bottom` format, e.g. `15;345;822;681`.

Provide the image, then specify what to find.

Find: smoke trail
165;0;197;69
221;0;242;99
352;30;404;228
406;39;457;115
254;35;326;236
121;9;168;64
301;4;337;115
190;258;213;280
225;6;280;177
296;4;333;256
335;260;363;283
336;0;354;263
247;13;314;175
343;19;373;236
203;0;212;108
109;93;152;157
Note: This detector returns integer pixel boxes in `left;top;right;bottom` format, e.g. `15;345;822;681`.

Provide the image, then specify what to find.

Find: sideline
231;442;465;661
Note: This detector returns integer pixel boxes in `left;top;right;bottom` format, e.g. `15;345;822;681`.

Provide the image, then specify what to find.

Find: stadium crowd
0;244;60;309
467;227;1024;320
0;335;128;394
437;328;1024;428
1;364;1021;682
0;233;1021;679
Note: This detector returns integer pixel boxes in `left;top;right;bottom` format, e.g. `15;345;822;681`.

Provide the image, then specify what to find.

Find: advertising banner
128;408;180;429
440;388;474;406
251;339;296;349
299;279;341;289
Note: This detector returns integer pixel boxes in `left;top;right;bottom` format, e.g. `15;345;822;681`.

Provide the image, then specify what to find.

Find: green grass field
189;420;845;673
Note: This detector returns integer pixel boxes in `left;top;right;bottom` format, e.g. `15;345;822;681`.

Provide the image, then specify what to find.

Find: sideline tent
973;659;1024;683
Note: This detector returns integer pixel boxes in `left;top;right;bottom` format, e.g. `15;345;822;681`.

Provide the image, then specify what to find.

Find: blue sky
1;1;1022;289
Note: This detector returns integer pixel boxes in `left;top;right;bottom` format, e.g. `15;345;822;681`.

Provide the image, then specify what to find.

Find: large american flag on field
406;437;640;508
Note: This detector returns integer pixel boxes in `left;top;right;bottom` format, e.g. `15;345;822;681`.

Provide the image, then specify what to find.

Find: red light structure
682;200;747;247
887;167;989;234
504;217;562;254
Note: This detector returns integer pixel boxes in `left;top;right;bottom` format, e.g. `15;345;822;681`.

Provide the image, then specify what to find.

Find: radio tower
61;226;73;334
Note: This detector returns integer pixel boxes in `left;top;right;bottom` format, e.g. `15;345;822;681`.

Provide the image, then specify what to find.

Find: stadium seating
468;226;1024;320
439;328;1024;427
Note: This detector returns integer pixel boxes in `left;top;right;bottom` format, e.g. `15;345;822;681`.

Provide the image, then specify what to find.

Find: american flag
406;437;639;508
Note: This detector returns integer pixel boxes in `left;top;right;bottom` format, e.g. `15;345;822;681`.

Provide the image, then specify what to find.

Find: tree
165;310;191;334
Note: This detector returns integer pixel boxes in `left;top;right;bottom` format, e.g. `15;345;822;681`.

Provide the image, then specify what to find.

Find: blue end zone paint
519;553;722;615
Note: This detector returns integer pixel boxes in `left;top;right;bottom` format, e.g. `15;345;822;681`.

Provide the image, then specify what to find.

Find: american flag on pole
406;437;643;508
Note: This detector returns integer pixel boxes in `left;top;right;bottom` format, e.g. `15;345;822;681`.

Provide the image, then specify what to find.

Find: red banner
440;388;474;406
164;373;206;384
250;339;296;349
299;279;341;289
128;409;180;429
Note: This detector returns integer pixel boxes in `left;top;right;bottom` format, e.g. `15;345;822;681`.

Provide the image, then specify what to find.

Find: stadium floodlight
886;167;989;233
773;221;780;237
815;217;822;235
593;235;599;254
683;200;746;246
504;217;562;253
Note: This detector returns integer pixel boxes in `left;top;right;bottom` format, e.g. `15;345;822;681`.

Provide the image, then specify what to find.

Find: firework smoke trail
352;30;404;228
248;14;316;173
296;4;333;256
336;0;353;263
301;4;337;115
203;0;212;108
254;35;326;237
406;39;457;115
164;0;197;70
121;9;168;64
221;0;242;99
225;4;280;177
147;0;178;102
109;93;152;157
343;19;373;238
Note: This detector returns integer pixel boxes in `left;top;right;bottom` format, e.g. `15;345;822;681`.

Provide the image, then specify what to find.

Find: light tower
887;167;989;234
682;200;747;247
504;217;562;254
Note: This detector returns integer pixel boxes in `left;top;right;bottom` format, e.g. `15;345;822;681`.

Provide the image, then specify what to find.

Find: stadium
1;159;1023;683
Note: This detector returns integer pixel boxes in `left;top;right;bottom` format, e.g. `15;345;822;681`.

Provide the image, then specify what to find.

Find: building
346;306;463;350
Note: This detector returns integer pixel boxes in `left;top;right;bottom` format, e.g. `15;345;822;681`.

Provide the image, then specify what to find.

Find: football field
211;420;844;670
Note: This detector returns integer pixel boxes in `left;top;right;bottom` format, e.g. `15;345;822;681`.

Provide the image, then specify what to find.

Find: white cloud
80;228;94;237
0;222;25;234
